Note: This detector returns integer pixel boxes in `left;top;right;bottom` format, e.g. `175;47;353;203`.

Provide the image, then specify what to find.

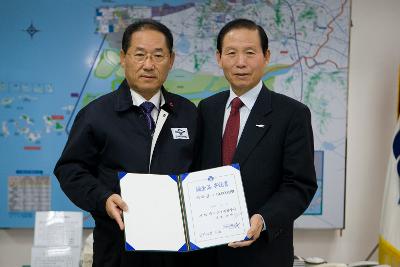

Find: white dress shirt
222;80;263;143
130;89;165;123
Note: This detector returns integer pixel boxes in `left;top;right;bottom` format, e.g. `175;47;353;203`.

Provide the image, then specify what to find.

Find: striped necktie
222;97;243;165
140;101;156;134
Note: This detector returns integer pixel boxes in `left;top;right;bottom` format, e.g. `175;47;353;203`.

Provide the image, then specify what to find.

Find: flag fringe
379;235;400;266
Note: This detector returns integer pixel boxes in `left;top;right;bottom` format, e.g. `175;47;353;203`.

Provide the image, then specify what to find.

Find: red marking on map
280;50;288;54
51;115;64;120
24;146;41;151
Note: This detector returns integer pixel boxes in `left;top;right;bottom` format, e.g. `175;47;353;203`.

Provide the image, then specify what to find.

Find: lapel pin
256;124;265;128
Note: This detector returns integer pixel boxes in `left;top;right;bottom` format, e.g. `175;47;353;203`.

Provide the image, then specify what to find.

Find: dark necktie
222;97;243;165
140;101;156;134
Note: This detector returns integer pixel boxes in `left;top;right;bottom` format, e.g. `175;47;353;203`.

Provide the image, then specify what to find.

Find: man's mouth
234;73;249;78
141;75;156;79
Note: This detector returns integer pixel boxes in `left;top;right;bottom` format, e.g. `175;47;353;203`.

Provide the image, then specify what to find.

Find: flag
379;118;400;266
398;65;400;118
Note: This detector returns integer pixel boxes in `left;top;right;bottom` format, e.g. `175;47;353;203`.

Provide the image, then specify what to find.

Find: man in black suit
197;19;318;267
54;19;197;267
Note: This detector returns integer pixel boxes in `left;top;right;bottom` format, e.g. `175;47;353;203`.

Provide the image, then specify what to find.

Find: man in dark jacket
197;18;318;267
54;19;197;267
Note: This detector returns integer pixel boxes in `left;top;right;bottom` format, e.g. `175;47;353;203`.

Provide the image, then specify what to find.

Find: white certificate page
182;165;250;249
120;173;185;251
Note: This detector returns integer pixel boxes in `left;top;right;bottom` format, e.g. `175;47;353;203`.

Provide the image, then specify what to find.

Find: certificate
119;164;250;252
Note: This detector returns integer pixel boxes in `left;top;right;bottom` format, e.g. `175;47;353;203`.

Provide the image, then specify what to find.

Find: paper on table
34;211;83;247
31;247;80;267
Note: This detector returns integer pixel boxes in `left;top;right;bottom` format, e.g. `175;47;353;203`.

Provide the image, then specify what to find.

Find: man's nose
235;54;246;68
142;56;155;70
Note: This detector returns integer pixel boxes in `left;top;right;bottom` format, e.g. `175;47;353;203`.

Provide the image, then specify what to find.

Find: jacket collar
251;83;272;116
114;79;174;114
160;88;175;114
232;83;273;165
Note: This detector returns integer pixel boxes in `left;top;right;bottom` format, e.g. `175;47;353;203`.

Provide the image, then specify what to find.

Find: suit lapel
209;91;229;166
150;87;173;151
233;85;272;166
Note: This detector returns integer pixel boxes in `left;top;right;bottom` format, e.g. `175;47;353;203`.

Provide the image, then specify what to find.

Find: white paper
34;211;83;247
120;173;185;251
182;165;250;249
31;247;80;267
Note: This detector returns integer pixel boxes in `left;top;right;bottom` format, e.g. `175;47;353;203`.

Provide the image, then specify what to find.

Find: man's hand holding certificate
119;165;250;252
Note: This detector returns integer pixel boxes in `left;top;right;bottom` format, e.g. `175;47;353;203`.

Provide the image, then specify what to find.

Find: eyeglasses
126;51;168;63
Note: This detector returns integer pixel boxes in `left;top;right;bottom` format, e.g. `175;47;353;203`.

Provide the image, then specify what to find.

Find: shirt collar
129;89;164;110
226;80;263;111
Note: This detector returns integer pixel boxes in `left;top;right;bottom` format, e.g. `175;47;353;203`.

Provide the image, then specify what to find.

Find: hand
228;214;264;248
105;194;128;230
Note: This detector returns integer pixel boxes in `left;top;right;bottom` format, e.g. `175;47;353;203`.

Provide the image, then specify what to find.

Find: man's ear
264;49;271;65
120;49;126;68
168;51;175;70
216;50;222;68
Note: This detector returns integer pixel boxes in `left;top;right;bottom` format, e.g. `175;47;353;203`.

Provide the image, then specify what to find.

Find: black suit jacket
197;84;317;267
54;80;198;267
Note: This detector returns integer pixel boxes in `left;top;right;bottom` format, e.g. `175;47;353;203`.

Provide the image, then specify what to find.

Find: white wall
294;0;400;263
1;1;400;266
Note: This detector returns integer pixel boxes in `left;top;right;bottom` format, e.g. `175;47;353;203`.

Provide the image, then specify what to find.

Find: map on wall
0;0;350;228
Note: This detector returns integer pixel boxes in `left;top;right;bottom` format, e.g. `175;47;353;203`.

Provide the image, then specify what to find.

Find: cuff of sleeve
254;213;267;231
260;214;267;231
97;191;114;215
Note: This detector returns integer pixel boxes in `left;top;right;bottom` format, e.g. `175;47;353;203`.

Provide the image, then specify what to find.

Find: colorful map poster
0;0;350;228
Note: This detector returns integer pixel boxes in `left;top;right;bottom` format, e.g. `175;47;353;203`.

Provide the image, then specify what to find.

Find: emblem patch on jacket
171;128;189;139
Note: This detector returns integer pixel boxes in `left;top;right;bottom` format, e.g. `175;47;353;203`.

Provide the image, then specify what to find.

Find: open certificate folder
119;164;250;252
